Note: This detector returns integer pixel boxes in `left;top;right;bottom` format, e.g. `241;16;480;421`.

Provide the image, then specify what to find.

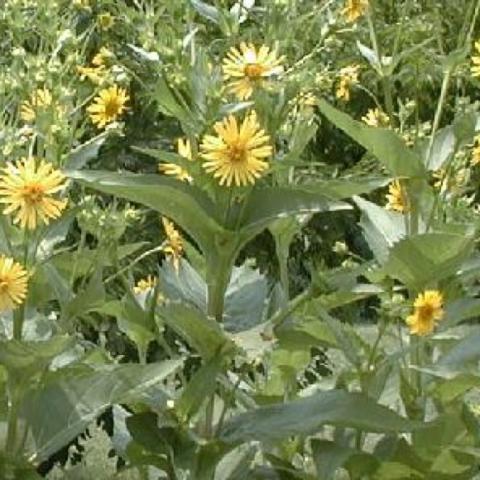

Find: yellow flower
385;180;409;213
0;256;28;312
0;157;67;230
336;65;360;101
406;290;444;336
76;65;107;85
200;111;272;187
342;0;369;23
472;136;480;165
222;43;284;100
471;41;480;77
87;85;129;129
362;108;390;127
159;139;193;183
92;47;114;67
20;87;53;123
97;12;114;30
133;275;157;294
161;217;184;271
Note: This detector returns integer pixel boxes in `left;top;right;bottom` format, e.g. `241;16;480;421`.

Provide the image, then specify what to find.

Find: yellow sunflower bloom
471;41;480;77
362;108;390;127
336;65;360;101
76;65;107;85
222;43;283;100
0;256;28;312
87;85;129;129
0;157;68;230
342;0;369;23
200;111;272;187
161;217;184;272
159;138;193;182
20;87;53;123
406;290;444;336
97;12;114;31
385;180;409;213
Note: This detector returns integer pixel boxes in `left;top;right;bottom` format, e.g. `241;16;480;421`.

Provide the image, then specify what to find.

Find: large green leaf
24;360;182;462
381;232;474;290
238;186;350;241
307;176;390;199
219;390;423;444
68;170;223;254
318;100;425;177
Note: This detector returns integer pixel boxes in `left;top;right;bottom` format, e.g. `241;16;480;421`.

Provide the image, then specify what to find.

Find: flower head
77;66;107;85
472;136;480;166
362;108;390;127
0;157;67;230
133;275;157;294
97;12;114;30
406;290;444;336
201;111;272;187
336;65;360;101
20;88;53;123
385;180;409;213
87;85;129;128
161;217;183;271
0;256;28;312
159;139;193;182
471;41;480;77
342;0;369;23
92;47;114;67
223;43;283;100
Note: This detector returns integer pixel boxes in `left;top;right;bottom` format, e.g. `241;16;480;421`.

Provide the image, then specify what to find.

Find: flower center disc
228;144;247;163
0;279;9;291
244;63;265;78
22;184;44;204
418;304;434;321
105;98;121;117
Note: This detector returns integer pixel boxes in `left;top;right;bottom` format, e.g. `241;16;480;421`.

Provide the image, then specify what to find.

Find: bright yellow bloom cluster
385;180;409;213
159;139;193;182
161;217;184;271
133;275;157;294
0;157;67;230
406;290;444;336
471;41;480;77
336;65;360;101
200;111;272;187
362;108;390;127
77;47;113;85
87;85;129;128
20;88;53;123
0;256;28;312
222;43;283;100
342;0;369;23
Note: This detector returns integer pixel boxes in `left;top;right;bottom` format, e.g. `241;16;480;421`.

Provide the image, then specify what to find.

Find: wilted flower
133;275;157;294
471;41;480;77
97;12;114;30
342;0;369;23
362;108;390;127
20;87;53;123
161;217;184;271
385;180;409;213
336;65;360;101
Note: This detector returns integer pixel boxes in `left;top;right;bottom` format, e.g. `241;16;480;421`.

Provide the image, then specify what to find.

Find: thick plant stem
206;250;235;322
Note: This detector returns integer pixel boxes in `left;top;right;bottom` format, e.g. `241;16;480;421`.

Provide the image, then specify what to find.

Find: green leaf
25;360;182;462
318;100;425;177
314;176;390;199
355;196;406;264
0;335;73;373
311;440;379;480
189;0;221;23
68;170;223;255
238;186;350;240
381;233;474;290
64;132;109;170
219;390;423;444
157;303;234;359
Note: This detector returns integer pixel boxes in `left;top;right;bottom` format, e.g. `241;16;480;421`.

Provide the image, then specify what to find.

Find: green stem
206;249;235;322
5;380;20;456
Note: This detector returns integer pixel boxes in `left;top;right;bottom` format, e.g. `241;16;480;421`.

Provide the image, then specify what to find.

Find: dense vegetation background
2;0;480;478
